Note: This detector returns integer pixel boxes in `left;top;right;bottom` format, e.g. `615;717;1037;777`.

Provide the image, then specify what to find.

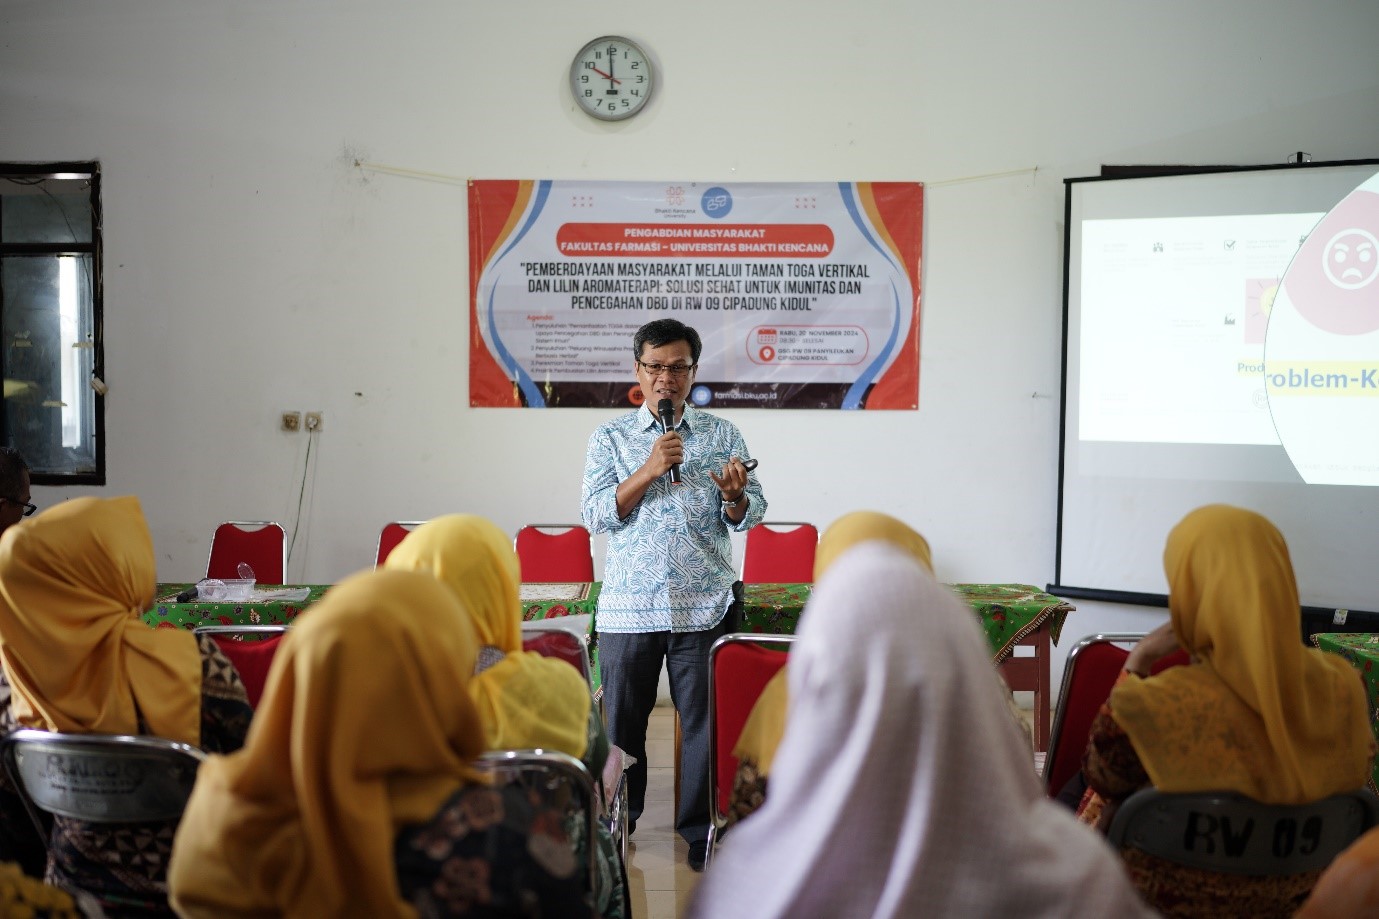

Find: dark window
0;163;103;484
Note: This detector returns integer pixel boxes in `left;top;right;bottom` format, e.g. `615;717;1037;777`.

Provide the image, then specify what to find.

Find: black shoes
688;839;708;872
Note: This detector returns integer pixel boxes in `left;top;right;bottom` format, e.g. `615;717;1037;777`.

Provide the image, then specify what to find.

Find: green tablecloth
146;580;1073;678
521;582;602;621
1314;632;1379;793
738;582;1072;664
145;584;330;629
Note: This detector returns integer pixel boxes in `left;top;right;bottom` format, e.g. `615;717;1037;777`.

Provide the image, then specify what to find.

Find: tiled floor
624;701;701;919
625;699;1041;919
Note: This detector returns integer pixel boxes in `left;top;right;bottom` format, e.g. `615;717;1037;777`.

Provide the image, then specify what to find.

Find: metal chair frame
192;624;290;639
374;520;428;569
0;729;207;835
206;520;287;583
1042;632;1143;796
704;632;796;870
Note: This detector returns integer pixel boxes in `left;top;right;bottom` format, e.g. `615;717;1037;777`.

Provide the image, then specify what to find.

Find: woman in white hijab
688;542;1153;919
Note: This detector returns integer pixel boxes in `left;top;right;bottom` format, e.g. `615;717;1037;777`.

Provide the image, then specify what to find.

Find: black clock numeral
584;89;593;97
630;61;640;69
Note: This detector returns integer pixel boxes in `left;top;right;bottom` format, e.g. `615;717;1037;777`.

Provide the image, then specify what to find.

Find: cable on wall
285;431;316;578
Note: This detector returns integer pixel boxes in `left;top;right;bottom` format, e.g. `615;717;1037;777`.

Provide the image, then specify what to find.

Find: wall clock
570;36;654;121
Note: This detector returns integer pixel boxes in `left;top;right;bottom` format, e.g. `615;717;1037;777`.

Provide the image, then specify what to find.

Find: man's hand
709;457;750;500
644;430;684;479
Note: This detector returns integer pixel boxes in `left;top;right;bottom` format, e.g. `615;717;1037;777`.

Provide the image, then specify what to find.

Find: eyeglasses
636;360;697;379
1;497;35;517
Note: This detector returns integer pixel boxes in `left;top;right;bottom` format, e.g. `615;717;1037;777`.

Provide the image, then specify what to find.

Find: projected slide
1079;213;1319;446
1266;173;1379;486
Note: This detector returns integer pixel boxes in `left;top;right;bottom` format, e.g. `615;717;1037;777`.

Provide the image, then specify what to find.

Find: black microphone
657;398;682;485
175;585;199;602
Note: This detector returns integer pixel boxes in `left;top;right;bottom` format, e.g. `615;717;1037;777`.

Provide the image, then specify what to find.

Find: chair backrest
515;525;595;583
520;623;594;687
195;625;290;708
375;520;426;568
741;522;819;584
207;521;286;583
0;729;207;828
475;749;598;900
1043;633;1190;797
707;633;796;824
1108;787;1379;876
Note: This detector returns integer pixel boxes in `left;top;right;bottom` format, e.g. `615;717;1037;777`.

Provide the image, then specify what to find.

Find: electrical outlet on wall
305;411;324;432
281;411;302;432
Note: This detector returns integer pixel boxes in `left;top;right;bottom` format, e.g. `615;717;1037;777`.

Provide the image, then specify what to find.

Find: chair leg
617;777;629;863
704;823;718;870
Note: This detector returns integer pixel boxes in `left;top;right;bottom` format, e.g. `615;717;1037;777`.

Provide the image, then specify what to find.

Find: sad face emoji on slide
1284;183;1379;335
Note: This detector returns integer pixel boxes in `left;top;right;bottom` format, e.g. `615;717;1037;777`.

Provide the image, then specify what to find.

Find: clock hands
571;36;651;120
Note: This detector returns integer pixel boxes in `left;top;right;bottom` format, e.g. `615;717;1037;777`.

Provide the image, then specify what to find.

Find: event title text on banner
469;181;922;410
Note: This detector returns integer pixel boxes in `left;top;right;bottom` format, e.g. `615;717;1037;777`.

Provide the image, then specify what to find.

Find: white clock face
570;37;653;121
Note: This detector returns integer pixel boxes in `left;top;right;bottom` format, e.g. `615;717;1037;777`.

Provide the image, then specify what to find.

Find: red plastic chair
1043;633;1190;798
374;520;426;568
194;625;289;708
520;624;593;686
515;525;595;583
741;522;819;584
206;521;286;584
705;633;796;869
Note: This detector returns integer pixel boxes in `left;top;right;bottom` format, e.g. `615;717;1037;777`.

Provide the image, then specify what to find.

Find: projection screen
1054;159;1379;616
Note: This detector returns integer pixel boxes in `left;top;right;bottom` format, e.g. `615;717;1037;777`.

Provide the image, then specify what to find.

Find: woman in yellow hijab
169;568;595;918
726;511;933;823
0;496;251;912
384;515;625;919
1081;504;1374;916
383;514;602;770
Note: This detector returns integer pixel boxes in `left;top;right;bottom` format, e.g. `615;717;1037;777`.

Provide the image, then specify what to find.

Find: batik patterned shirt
582;404;765;632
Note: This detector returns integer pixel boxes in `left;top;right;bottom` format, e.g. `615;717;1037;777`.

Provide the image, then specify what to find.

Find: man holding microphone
582;318;765;871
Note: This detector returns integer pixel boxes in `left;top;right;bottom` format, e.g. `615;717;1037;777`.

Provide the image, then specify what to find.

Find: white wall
3;0;1377;692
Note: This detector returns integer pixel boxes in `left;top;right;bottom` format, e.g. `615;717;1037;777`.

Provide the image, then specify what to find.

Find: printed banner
469;180;922;409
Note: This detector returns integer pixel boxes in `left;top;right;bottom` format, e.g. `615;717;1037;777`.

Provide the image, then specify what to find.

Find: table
147;580;1072;749
524;581;1074;751
724;581;1071;750
1312;632;1379;793
661;582;1073;812
145;584;329;629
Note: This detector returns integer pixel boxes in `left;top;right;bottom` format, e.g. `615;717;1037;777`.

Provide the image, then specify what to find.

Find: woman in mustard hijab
0;496;252;913
384;515;624;919
1081;504;1374;917
169;568;594;918
725;511;936;824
